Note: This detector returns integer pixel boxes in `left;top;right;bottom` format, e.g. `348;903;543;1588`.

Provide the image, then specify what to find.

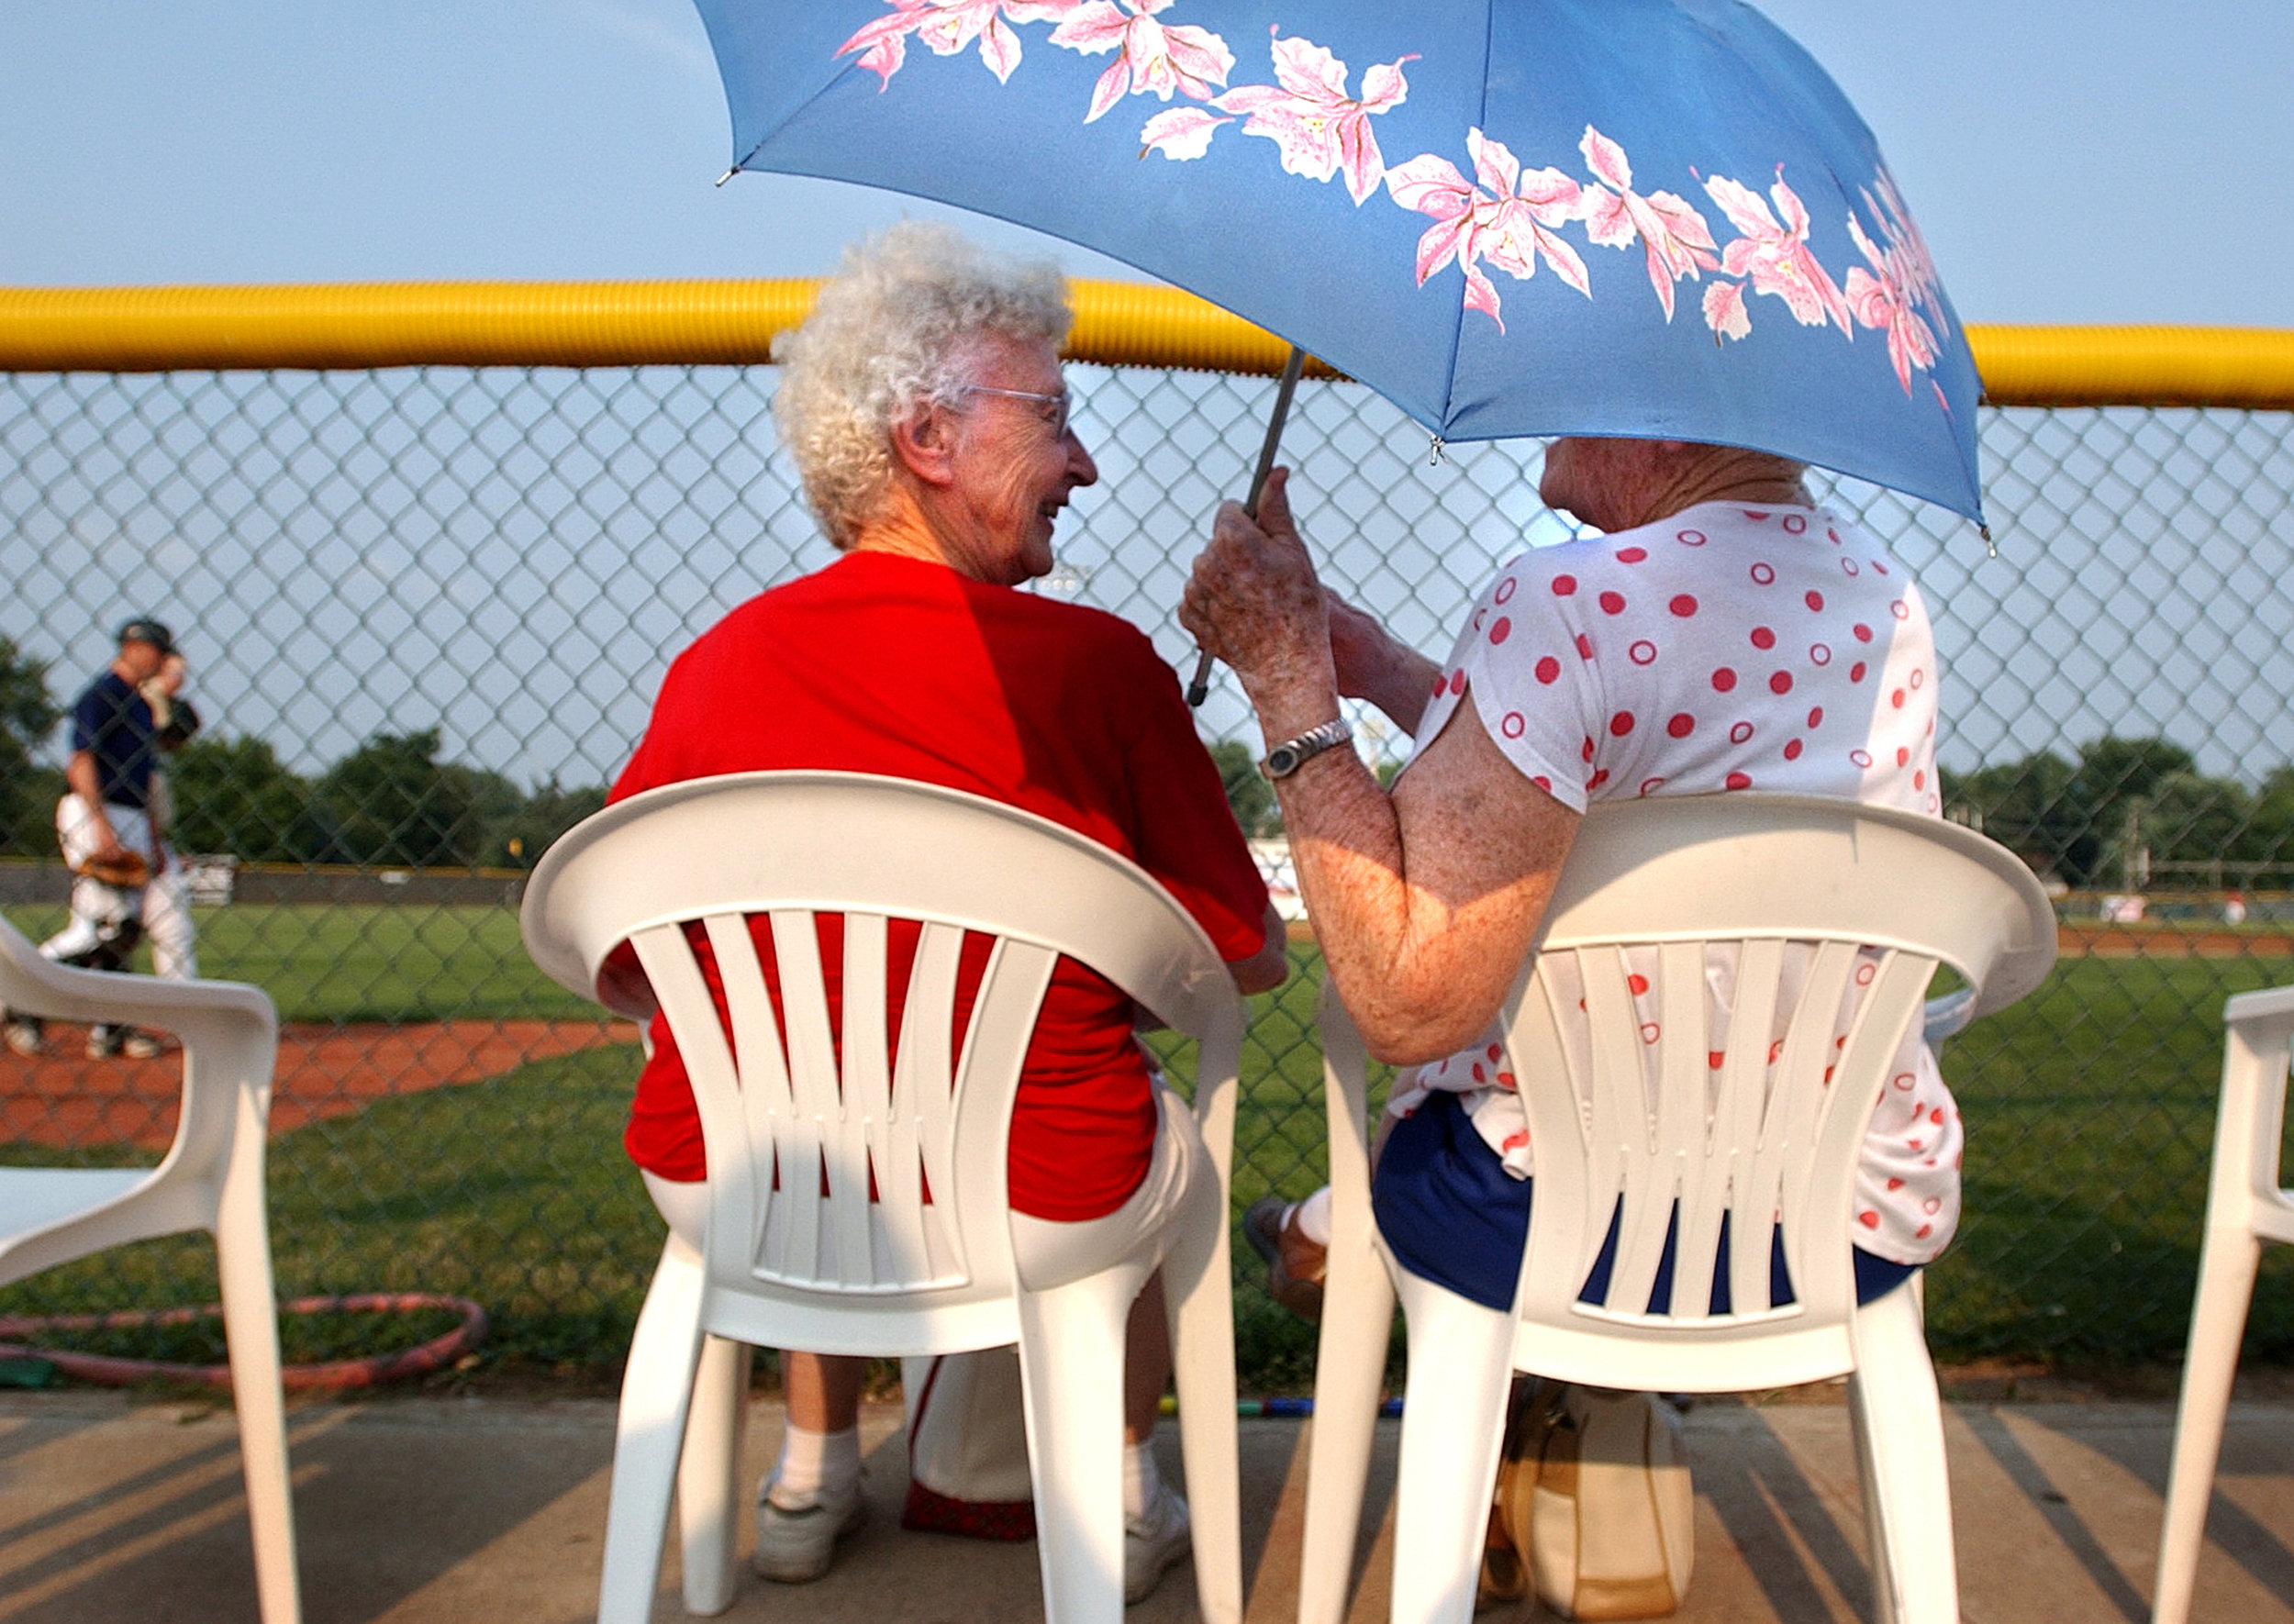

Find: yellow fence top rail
2;280;2291;410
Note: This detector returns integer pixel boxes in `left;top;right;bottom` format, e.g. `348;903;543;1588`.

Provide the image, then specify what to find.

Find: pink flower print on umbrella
1386;128;1588;332
839;0;1076;87
715;0;1990;521
1701;279;1752;342
1049;0;1233;124
1139;105;1231;160
1703;168;1853;334
1844;214;1943;394
1214;31;1414;204
1576;126;1720;321
1864;170;1946;321
839;0;932;85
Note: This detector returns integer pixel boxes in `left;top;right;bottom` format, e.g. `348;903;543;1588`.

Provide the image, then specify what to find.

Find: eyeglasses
960;383;1073;439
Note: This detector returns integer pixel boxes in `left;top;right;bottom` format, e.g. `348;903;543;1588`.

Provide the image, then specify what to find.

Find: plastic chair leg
2153;1227;2264;1624
1386;1273;1518;1624
1017;1259;1152;1624
1297;1233;1397;1624
213;1133;303;1624
1162;1154;1242;1624
677;1335;753;1616
1847;1283;1957;1624
598;1239;710;1624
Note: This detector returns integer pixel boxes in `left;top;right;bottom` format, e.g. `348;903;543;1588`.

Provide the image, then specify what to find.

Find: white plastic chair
0;917;301;1624
1297;793;2058;1624
519;770;1248;1624
2151;983;2294;1624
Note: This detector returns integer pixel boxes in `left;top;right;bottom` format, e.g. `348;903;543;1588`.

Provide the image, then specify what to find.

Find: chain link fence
4;292;2294;1385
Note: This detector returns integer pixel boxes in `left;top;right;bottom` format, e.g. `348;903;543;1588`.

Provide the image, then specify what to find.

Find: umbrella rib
726;54;873;183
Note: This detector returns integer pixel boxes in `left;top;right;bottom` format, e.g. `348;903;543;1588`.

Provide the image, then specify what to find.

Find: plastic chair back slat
1748;940;1863;1321
907;923;969;1283
830;912;889;1286
875;922;963;1284
1665;942;1732;1314
1650;938;1709;1185
942;940;1058;1252
1590;945;1654;1315
697;913;793;1264
1510;969;1588;1314
629;922;775;1266
766;910;840;1285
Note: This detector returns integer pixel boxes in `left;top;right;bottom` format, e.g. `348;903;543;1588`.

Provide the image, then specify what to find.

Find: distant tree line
9;637;2287;884
1223;729;2294;890
1942;736;2294;890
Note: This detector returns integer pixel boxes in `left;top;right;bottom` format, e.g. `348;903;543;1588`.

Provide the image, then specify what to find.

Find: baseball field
5;900;2291;1384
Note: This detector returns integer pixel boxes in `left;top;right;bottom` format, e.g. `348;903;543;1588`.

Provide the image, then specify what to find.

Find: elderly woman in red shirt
610;221;1286;1600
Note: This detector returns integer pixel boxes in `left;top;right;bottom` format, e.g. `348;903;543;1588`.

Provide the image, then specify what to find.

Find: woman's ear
891;399;960;489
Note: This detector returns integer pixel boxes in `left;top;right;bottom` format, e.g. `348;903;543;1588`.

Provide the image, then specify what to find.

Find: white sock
771;1423;861;1504
1123;1439;1164;1524
1290;1186;1332;1247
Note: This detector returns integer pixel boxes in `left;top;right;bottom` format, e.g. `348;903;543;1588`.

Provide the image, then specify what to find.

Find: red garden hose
0;1292;488;1390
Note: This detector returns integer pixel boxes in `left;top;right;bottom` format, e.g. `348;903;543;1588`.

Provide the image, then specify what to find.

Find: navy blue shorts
1371;1090;1919;1313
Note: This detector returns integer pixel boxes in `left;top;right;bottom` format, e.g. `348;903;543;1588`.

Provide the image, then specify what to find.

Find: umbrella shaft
1187;347;1306;707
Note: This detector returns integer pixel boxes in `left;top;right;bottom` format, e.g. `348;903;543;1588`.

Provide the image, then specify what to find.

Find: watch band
1260;717;1353;781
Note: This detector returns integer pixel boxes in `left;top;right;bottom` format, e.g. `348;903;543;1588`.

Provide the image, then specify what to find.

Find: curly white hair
772;221;1073;550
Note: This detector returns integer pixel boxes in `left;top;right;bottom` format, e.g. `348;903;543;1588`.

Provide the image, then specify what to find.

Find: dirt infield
5;922;2283;1150
2056;923;2294;958
1;1020;635;1151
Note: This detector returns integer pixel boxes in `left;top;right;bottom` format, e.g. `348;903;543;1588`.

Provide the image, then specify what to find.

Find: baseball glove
159;696;202;751
78;847;150;889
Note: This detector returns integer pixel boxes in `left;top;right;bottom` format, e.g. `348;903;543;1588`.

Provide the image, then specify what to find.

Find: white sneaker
3;1016;42;1057
86;1026;163;1061
1124;1481;1191;1606
752;1474;866;1584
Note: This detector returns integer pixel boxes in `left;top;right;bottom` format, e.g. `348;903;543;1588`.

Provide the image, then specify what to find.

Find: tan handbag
1491;1378;1696;1619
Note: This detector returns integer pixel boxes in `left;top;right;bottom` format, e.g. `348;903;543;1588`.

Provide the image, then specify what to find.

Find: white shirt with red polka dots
1388;501;1962;1267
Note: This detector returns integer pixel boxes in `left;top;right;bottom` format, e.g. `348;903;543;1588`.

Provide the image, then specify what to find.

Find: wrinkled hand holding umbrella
687;0;1983;710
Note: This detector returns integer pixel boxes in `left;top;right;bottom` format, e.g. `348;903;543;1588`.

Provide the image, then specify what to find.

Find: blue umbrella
690;0;1983;527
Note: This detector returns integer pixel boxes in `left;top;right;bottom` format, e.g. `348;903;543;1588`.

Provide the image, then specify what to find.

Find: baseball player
3;617;177;1060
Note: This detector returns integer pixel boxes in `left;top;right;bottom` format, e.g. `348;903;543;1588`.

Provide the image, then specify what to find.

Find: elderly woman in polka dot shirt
1182;436;1950;1316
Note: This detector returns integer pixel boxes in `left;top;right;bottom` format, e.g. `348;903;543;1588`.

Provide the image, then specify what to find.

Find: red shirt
609;550;1270;1220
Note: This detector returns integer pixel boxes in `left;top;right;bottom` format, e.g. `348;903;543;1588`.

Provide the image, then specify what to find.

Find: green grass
1928;951;2294;1363
5;901;592;1023
0;1045;658;1380
6;915;2294;1386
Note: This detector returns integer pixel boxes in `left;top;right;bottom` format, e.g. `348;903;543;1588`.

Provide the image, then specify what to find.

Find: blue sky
4;2;2292;328
5;3;2290;788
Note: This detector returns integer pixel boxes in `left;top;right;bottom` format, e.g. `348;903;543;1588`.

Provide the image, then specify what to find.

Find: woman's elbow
1225;903;1293;996
1231;928;1291;996
1352;996;1499;1068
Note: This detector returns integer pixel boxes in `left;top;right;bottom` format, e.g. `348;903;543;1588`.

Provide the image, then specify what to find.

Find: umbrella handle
1186;345;1307;707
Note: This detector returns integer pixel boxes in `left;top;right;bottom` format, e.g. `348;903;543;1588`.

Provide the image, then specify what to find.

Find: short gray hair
771;222;1073;550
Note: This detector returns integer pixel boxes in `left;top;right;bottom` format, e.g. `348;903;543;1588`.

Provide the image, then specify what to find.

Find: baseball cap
117;617;175;654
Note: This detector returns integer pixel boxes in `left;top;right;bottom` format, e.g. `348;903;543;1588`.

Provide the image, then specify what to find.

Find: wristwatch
1260;718;1353;781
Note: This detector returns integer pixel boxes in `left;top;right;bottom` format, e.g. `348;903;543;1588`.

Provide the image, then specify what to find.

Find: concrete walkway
3;1384;2292;1623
